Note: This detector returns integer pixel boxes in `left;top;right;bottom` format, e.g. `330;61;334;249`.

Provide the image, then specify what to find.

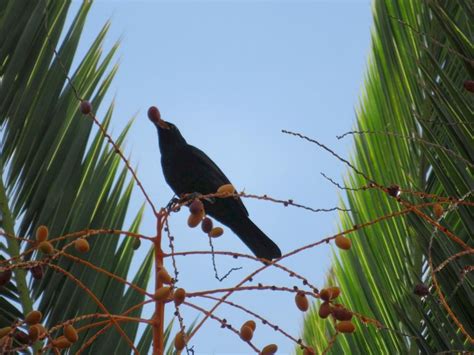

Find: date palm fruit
158;268;173;285
174;331;186;351
318;302;332;318
154;287;173;301
433;203;444;219
336;321;355;333
201;217;213;233
243;320;256;331
173;288;186;306
39;241;54;254
261;344;278;354
332;307;353;321
52;336;72;349
217;184;235;195
36;225;49;242
189;199;204;215
80;100;92;115
188;213;203;228
209;227;224;238
295;292;309;312
64;324;78;343
239;325;253;341
25;310;42;325
74;238;90;253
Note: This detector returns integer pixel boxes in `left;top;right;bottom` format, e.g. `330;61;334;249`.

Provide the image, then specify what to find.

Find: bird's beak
148;106;170;129
156;117;170;130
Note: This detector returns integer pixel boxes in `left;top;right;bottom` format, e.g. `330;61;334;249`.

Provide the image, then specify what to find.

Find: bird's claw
183;192;203;201
179;192;216;205
166;196;180;211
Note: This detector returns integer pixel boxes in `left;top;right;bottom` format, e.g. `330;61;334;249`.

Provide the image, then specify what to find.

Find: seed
158;269;173;285
75;238;90;253
332;307;352;321
335;235;351;250
63;324;78;343
133;238;141;250
30;265;44;280
0;269;12;286
464;80;474;93
414;284;429;297
303;347;316;355
336;321;355;333
188;213;202;228
189;199;204;215
239;325;253;342
209;227;224;238
387;184;400;198
433;204;443;219
174;331;186;351
243;320;256;331
318;302;332;319
35;225;49;242
0;326;12;338
154;286;172;301
261;344;278;354
173;288;186;306
201;217;213;233
80;100;92;115
52;336;72;349
217;184;235;195
39;241;54;254
147;106;161;122
295;292;309;312
25;310;42;325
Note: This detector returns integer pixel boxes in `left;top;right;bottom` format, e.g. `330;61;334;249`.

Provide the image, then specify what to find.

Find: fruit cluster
0;310;79;351
318;287;355;333
187;198;223;238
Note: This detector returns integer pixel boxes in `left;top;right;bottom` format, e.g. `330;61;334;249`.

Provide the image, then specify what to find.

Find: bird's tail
230;218;281;261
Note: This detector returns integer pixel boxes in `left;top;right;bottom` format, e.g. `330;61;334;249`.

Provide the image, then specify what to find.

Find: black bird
149;106;281;260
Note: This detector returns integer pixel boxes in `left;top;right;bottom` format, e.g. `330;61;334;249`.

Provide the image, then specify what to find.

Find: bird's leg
179;192;216;205
181;192;203;203
166;193;216;214
165;195;180;211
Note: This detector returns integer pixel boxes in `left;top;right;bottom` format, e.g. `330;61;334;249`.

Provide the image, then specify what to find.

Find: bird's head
148;106;187;151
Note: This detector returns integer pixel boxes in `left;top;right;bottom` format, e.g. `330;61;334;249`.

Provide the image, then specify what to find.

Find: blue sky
72;0;372;353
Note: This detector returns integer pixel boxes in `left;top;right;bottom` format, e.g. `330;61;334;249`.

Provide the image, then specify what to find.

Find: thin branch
183;302;260;353
389;15;474;65
336;130;474;168
208;236;242;282
282;130;377;186
48;264;139;354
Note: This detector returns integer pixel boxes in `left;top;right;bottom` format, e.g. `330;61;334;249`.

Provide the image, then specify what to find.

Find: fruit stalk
153;210;166;355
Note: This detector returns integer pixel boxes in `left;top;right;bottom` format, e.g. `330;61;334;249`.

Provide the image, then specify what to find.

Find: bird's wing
187;144;249;216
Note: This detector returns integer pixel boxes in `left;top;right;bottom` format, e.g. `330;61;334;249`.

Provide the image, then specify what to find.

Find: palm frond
300;0;472;353
0;1;156;352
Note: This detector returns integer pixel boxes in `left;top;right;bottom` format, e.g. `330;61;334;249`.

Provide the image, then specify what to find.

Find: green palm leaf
0;1;159;353
300;0;472;353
